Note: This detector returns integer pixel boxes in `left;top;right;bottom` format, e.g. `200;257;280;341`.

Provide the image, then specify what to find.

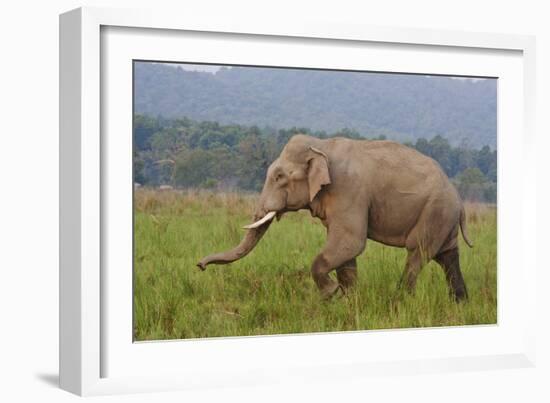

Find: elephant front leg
336;258;358;292
311;255;341;300
311;223;366;300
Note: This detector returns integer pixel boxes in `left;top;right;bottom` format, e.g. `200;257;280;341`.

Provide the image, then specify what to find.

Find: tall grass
133;189;497;341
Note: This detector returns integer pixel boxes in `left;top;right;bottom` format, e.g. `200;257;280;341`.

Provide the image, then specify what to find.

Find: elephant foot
336;262;358;290
320;282;342;300
337;275;357;293
451;287;469;303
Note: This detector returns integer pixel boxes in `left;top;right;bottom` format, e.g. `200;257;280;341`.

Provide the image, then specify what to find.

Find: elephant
197;134;473;301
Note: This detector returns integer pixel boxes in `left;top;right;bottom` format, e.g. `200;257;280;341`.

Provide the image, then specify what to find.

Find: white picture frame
59;6;537;396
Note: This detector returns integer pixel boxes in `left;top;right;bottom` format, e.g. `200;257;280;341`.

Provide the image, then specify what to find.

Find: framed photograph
60;6;537;396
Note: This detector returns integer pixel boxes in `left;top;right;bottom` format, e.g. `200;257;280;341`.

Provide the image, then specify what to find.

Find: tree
428;135;452;175
476;145;497;182
134;114;161;150
455;168;494;202
414;138;431;156
174;148;213;188
237;133;269;190
133;150;145;184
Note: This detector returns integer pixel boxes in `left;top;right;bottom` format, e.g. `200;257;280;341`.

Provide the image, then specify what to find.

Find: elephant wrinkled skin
197;134;473;301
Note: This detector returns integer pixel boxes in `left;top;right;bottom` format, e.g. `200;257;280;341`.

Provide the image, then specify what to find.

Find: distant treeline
134;115;497;202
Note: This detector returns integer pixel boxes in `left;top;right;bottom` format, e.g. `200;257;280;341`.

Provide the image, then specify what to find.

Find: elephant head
197;135;331;270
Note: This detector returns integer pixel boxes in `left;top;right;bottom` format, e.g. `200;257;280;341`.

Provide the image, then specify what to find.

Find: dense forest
134;115;497;202
134;63;497;149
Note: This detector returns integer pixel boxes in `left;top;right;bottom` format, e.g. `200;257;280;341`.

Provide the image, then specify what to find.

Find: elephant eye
275;173;285;182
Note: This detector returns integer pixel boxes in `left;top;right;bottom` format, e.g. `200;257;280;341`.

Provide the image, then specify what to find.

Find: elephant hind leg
434;248;468;302
336;258;358;291
399;203;460;294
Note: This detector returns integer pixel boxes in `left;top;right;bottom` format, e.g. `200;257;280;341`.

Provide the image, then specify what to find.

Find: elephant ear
307;146;331;202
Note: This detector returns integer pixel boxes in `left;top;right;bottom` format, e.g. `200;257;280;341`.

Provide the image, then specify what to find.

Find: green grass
133;189;497;341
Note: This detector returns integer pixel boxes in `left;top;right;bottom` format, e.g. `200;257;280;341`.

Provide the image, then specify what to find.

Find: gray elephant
198;134;473;301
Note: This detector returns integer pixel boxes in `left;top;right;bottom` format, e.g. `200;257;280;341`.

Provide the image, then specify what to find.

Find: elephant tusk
243;211;277;229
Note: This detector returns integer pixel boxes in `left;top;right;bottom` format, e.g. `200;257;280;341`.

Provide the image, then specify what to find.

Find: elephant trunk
196;220;272;270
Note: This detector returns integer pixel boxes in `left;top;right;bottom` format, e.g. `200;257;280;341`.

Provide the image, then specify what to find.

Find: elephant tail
460;207;474;248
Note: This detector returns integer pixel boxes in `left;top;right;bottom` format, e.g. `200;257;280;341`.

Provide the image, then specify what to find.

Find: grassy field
134;188;497;341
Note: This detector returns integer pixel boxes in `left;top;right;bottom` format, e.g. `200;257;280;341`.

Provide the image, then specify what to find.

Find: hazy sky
160;62;485;81
162;63;221;73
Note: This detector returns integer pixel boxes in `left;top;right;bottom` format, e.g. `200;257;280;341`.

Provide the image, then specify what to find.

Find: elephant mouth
242;211;277;229
275;210;285;221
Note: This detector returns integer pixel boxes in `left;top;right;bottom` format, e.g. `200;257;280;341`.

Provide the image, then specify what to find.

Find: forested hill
134;63;497;148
